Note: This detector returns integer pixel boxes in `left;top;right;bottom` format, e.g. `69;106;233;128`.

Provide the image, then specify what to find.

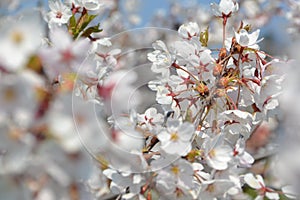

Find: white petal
244;173;261;189
266;192;279;200
282;185;298;199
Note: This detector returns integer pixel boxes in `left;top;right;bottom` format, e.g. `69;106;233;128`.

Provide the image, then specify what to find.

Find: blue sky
135;0;209;26
0;0;290;55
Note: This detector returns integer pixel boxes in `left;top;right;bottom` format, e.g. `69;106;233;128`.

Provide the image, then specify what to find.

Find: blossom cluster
0;0;298;200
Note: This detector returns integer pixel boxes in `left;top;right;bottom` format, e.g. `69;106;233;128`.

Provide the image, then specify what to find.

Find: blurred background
0;0;299;199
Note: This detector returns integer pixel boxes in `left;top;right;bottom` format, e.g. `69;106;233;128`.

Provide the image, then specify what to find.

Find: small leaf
72;9;97;39
68;15;76;34
77;14;97;33
243;24;251;32
200;27;209;47
81;23;103;38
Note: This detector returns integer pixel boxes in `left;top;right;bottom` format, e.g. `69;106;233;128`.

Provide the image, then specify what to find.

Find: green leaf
77;13;97;32
68;15;76;34
200;27;209;47
81;23;103;38
71;9;98;39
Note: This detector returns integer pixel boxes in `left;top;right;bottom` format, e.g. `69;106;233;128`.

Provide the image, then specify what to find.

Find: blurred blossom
0;12;44;72
210;0;239;17
286;0;300;35
0;0;298;199
0;175;31;200
39;28;91;80
277;41;300;197
47;94;107;153
97;69;140;114
0;70;44;128
0;0;20;11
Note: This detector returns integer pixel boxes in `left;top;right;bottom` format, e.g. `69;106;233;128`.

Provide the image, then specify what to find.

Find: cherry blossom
137;107;164;130
244;173;279;200
157;119;194;156
202;134;232;170
0;0;294;199
39;28;91;79
0;12;44;71
235;29;263;49
103;169;145;195
154;159;194;199
97;70;140;114
211;0;239;17
178;22;200;39
147;40;173;77
232;138;254;167
66;0;103;11
47;0;72;28
282;185;298;199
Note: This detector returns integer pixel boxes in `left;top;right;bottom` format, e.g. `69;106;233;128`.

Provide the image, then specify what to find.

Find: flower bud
195;82;209;97
218;77;229;87
213;63;223;76
219;47;227;59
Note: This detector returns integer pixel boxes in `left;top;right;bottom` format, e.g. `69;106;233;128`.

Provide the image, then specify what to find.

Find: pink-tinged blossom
244;173;279;200
95;48;121;69
152;85;173;105
233;138;254;167
47;0;72;28
178;22;200;39
39;28;91;79
220;110;253;138
97;70;140;114
137;107;164;130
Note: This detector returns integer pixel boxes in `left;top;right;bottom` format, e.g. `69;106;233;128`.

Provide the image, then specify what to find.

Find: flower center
3;87;16;102
171;166;180;175
11;31;24;45
56;11;63;19
208;149;216;158
170;132;179;141
206;184;215;192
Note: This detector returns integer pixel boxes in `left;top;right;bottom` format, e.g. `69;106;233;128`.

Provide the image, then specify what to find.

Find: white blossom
0;12;44;71
157;119;194;156
47;0;72;28
244;173;279;200
211;0;239;17
178;22;200;39
235;29;263;49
